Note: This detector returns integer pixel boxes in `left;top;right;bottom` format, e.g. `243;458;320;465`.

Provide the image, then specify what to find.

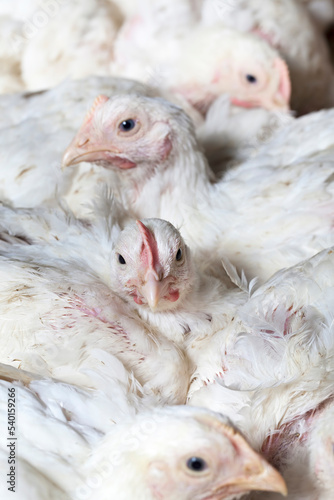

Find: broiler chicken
113;22;291;114
200;0;334;114
0;202;193;404
0;363;287;500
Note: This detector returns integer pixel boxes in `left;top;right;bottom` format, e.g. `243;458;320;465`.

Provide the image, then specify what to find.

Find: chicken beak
226;458;288;497
140;270;167;311
61;136;121;169
212;451;287;499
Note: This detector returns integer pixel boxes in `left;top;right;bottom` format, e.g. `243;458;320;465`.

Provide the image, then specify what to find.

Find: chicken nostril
78;137;90;147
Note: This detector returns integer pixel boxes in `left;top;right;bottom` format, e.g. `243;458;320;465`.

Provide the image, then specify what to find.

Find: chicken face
110;218;194;312
141;408;287;500
177;56;290;115
229;57;290;111
61;94;189;173
169;28;291;115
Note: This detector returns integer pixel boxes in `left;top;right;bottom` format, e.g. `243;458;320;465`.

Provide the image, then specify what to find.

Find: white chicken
0;363;287;500
0;201;242;390
116;0;332;114
86;205;334;482
199;0;334;114
0;202;192;404
113;22;291;114
63;93;334;282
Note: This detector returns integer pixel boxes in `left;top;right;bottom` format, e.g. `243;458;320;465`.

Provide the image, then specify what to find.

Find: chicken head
87;407;287;500
62;94;194;174
110;218;194;312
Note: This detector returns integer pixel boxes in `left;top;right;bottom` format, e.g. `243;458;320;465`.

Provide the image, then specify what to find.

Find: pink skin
55;293;132;344
127;221;180;310
261;397;334;469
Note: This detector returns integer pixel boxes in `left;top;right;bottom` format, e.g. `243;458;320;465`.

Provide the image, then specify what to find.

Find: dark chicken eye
119;119;136;131
186;457;208;472
245;74;257;84
118;254;126;265
176;248;182;261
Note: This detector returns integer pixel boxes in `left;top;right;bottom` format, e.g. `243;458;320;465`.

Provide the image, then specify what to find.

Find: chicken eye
119;119;136;132
118;254;126;265
176;248;182;261
245;74;257;84
186;457;208;472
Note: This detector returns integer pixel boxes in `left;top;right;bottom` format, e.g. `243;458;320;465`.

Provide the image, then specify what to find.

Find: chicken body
0;204;190;405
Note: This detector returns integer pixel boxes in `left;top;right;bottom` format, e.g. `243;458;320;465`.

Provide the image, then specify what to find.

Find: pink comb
136;220;159;271
84;94;109;124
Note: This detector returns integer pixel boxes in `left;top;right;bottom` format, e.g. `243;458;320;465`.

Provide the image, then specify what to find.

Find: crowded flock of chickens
0;0;334;499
